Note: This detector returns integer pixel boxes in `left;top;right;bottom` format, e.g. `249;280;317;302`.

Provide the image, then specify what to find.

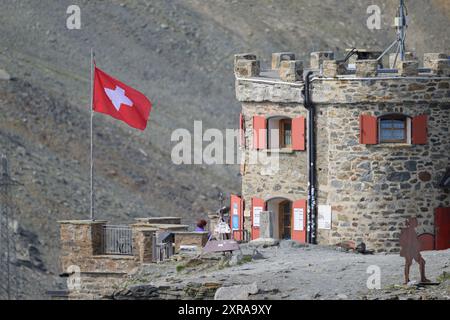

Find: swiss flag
93;66;152;130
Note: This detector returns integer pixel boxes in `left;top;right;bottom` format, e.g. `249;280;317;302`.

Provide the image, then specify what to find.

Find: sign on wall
253;207;263;227
293;207;304;231
318;205;332;230
232;215;239;230
232;203;239;230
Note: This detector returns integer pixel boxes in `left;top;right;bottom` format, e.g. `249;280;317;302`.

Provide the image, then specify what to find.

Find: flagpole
90;48;95;221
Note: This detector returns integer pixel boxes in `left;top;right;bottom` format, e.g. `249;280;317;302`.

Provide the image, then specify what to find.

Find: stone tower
232;51;450;252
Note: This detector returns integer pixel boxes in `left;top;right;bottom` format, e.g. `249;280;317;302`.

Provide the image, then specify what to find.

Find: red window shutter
359;115;378;145
253;116;266;150
239;113;245;147
412;115;428;145
230;195;244;241
251;197;265;240
291;200;307;243
292;116;306;151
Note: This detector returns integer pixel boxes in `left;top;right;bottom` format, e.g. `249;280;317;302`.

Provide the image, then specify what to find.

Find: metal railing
152;233;174;263
102;225;133;255
153;242;174;263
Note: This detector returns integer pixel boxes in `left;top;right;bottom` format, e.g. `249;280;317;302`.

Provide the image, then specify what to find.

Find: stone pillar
279;60;303;82
234;53;257;65
424;53;448;69
259;211;275;239
389;52;416;69
58;220;107;271
310;51;334;70
398;60;419;76
234;53;260;78
173;232;209;253
208;213;220;236
130;224;157;264
272;52;296;70
429;59;450;76
323;60;346;78
355;59;378;77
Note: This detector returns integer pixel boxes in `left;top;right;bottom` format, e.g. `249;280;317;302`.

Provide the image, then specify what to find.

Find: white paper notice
253;207;263;227
318;205;332;230
293;208;304;231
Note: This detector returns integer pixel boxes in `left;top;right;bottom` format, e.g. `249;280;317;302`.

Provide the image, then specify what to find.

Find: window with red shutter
292;116;306;151
360;115;378;145
412;115;428;145
253;116;266;150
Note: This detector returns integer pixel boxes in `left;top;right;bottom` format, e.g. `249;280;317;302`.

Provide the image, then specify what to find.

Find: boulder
248;238;279;248
229;251;244;266
214;282;258;300
0;68;11;81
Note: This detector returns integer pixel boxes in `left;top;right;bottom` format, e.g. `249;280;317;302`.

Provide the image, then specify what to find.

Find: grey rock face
0;68;11;80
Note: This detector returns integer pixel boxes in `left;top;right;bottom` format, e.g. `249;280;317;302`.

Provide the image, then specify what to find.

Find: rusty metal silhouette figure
399;217;431;285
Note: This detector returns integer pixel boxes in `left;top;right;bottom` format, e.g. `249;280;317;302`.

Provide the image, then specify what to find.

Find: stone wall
320;102;450;252
241;102;308;231
58;220;157;299
173;232;209;252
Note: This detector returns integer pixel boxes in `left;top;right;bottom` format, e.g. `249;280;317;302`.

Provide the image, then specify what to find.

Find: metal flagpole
90;48;95;221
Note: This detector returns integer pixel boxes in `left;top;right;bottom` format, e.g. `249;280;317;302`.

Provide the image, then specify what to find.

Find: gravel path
136;243;450;300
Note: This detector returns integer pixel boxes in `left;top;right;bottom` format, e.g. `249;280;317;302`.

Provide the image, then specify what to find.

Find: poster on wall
318;205;332;230
232;215;239;230
293;208;304;231
253;207;263;227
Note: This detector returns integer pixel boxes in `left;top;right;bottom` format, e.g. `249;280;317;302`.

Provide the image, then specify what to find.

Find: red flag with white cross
93;66;152;130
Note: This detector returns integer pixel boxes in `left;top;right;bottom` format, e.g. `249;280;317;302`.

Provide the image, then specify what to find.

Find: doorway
266;198;292;240
279;200;292;240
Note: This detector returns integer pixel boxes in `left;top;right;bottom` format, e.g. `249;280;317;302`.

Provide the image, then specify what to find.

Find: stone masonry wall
237;75;450;251
241;102;308;231
321;102;450;252
59;220;156;299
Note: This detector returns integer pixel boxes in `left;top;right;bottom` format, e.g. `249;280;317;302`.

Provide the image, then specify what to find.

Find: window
379;114;408;144
254;116;305;151
360;114;427;145
279;119;292;148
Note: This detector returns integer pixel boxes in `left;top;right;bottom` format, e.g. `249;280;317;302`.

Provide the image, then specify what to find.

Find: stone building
231;51;450;252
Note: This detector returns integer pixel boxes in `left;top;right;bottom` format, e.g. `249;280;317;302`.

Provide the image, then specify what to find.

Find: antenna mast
397;0;408;61
377;0;409;65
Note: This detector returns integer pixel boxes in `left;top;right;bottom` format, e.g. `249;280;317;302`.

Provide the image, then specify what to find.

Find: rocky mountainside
0;0;449;299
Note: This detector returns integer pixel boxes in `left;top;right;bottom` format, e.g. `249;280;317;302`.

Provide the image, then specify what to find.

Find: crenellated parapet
235;51;450;104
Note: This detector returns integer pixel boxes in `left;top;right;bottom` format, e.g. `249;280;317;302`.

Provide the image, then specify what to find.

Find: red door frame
230;195;244;241
291;200;307;243
251;198;265;240
435;207;450;251
251;198;308;242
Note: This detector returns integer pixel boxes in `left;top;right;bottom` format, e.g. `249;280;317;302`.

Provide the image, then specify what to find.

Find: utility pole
0;154;21;300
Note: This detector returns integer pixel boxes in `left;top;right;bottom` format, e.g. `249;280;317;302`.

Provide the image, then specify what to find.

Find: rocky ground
115;243;450;300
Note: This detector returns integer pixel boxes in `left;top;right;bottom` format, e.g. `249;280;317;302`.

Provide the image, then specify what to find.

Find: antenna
377;0;409;65
396;0;408;61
